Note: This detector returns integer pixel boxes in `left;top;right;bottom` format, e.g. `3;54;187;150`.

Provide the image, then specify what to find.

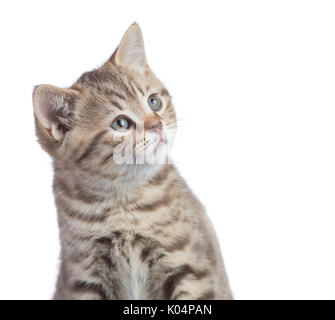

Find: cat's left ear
111;23;148;73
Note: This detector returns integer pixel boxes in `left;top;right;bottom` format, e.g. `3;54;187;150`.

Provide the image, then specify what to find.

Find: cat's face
33;24;176;182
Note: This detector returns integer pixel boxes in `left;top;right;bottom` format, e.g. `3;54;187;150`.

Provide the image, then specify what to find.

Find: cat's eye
111;116;131;130
148;95;162;111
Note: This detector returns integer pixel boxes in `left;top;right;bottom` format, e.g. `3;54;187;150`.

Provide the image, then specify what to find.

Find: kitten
33;23;232;300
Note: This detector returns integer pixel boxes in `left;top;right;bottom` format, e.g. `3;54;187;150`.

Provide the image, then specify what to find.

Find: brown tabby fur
33;24;232;300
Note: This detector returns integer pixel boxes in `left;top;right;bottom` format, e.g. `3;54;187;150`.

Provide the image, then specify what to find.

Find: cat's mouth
157;135;166;147
155;132;167;150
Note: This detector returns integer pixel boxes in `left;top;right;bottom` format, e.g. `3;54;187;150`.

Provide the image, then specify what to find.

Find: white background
0;0;334;299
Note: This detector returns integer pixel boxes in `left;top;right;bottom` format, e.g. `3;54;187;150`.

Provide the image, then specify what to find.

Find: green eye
148;95;162;111
111;116;131;130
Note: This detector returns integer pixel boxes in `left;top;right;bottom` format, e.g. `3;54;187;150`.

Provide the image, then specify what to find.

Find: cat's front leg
162;264;218;300
54;278;112;300
68;279;111;300
54;264;114;300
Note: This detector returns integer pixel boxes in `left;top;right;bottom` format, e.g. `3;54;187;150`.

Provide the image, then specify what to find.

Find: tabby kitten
33;24;232;300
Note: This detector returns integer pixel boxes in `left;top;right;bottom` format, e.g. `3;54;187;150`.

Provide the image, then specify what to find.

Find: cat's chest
94;231;162;299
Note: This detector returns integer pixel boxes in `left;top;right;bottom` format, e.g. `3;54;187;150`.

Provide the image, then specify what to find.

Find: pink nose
145;117;162;131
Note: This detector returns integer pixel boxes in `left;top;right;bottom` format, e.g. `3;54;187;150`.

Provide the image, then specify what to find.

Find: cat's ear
33;84;77;141
112;23;148;72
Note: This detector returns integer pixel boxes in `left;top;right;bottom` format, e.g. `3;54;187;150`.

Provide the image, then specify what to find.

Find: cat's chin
118;161;168;187
132;161;167;178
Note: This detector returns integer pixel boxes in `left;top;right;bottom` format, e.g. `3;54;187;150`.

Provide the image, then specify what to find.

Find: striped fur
33;24;232;300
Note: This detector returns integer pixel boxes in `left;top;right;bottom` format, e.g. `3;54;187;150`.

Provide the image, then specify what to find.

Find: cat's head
33;24;176;181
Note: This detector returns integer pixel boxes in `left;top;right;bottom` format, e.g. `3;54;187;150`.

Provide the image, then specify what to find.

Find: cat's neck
53;160;169;204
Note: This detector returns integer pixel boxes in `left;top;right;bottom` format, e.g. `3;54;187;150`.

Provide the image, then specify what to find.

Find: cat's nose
145;117;162;131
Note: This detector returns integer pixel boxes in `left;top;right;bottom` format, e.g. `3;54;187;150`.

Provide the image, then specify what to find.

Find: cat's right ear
110;23;148;73
33;84;77;142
